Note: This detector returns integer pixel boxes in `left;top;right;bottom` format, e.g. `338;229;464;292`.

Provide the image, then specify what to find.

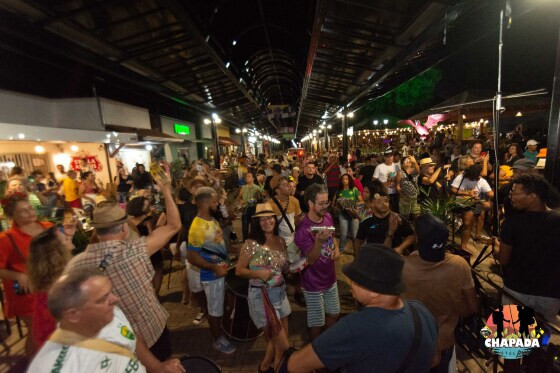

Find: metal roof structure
0;0;544;139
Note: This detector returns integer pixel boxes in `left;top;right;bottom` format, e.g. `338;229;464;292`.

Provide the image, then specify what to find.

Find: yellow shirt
62;177;79;202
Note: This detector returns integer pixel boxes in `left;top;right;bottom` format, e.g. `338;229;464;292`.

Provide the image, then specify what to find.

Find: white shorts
186;262;203;293
202;277;225;317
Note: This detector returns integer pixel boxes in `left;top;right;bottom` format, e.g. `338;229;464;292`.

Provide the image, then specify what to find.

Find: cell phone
310;226;335;232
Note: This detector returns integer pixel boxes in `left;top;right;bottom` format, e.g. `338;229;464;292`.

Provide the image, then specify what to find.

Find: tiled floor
1;218;556;372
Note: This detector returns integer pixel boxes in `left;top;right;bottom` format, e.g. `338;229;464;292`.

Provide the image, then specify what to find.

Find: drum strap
271;197;294;233
49;328;137;360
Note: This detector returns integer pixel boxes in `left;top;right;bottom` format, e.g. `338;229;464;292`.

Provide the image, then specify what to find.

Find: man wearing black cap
355;181;415;255
402;214;478;373
287;244;438;373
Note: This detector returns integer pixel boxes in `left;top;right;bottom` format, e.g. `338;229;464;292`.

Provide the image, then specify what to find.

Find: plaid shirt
65;237;168;347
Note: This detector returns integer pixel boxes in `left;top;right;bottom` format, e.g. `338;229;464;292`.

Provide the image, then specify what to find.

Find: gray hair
48;268;105;320
194;186;216;204
304;183;328;206
96;224;124;236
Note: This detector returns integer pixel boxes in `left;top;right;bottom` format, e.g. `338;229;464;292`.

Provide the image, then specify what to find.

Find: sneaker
192;312;206;325
213;336;236;354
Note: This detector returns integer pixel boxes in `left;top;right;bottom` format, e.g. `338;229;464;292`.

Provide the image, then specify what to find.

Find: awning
219;136;240;146
105;125;184;143
0;123;137;143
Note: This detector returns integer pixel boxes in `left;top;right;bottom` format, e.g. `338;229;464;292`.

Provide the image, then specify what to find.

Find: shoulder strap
75;339;137;360
48;328;137;360
395;303;423;373
271;197;294;233
6;233;26;262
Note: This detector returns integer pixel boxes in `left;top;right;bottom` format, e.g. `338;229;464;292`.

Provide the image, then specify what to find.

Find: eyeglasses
315;201;330;207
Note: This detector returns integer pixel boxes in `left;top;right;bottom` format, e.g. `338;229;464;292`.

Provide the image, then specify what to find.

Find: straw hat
419;157;435;167
92;203;130;228
251;203;276;219
185;175;208;190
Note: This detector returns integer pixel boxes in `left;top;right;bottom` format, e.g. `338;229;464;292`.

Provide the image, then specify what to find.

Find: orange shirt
0;221;52;318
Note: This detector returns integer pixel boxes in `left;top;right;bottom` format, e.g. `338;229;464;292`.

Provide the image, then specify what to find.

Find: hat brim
186;178;208;190
252;210;276;218
92;214;131;229
342;263;405;295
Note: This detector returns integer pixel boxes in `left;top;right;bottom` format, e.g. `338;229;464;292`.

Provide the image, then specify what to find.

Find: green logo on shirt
120;325;135;340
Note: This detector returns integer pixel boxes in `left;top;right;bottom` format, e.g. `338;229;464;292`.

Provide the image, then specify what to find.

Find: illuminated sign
174;123;191;136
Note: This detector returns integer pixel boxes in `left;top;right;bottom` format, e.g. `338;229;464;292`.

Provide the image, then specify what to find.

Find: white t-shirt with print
373;163;400;194
27;307;146;373
451;174;492;197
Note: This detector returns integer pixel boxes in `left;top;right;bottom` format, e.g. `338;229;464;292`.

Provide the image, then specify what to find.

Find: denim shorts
248;285;291;329
303;283;340;328
202;277;225;317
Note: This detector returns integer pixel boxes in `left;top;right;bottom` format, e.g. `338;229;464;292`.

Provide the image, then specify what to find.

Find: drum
222;268;262;341
180;356;221;373
288;257;308;273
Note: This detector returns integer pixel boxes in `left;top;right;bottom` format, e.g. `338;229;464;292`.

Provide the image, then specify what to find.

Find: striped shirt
65;238;168;347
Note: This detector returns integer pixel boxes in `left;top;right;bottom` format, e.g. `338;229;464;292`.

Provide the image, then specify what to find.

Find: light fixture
327;124;332;129
106;134;111;138
383;119;389;125
516;112;522;117
336;112;343;118
245;60;249;65
242;128;248;133
34;145;45;153
203;119;212;125
347;112;354;118
205;146;208;150
112;132;118;137
232;40;237;46
462;114;466;120
71;145;79;152
373;120;379;125
146;144;153;151
18;133;25;139
235;128;241;133
225;62;230;68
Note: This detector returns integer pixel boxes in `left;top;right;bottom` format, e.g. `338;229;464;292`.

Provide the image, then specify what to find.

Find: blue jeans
338;213;358;253
242;205;256;241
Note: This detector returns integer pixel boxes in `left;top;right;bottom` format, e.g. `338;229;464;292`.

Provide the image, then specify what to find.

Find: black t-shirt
359;164;376;185
296;174;324;212
135;172;153;189
357;214;414;249
500;210;560;298
312;300;438;373
179;201;198;231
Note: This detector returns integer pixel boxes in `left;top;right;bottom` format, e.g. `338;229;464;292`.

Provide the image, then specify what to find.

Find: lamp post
235;128;248;155
337;110;353;162
204;113;222;169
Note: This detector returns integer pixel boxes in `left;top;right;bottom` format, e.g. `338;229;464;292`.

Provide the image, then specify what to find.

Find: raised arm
145;179;181;256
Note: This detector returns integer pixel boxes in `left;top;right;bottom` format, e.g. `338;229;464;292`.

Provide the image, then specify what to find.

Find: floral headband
0;192;28;208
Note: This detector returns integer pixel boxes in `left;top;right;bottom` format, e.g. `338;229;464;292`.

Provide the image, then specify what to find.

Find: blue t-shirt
187;216;228;281
312;300;438;373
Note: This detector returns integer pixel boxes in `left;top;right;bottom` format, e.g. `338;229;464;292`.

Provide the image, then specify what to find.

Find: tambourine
288;257;308;273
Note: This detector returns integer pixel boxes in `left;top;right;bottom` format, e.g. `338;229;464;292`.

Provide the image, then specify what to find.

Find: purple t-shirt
295;213;337;292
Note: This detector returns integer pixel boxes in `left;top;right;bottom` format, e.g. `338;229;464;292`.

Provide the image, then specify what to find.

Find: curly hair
248;215;279;245
27;226;71;292
1;193;29;218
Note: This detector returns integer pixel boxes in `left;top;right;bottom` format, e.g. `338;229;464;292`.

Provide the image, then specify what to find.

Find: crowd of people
0;127;558;372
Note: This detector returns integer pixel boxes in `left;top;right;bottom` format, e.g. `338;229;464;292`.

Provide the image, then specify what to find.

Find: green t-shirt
338;187;360;202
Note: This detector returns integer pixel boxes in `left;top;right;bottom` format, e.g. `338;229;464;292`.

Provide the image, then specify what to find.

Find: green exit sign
174;123;190;136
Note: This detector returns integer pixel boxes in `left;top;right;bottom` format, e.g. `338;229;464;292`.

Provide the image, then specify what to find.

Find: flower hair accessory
373;193;381;200
0;192;28;208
